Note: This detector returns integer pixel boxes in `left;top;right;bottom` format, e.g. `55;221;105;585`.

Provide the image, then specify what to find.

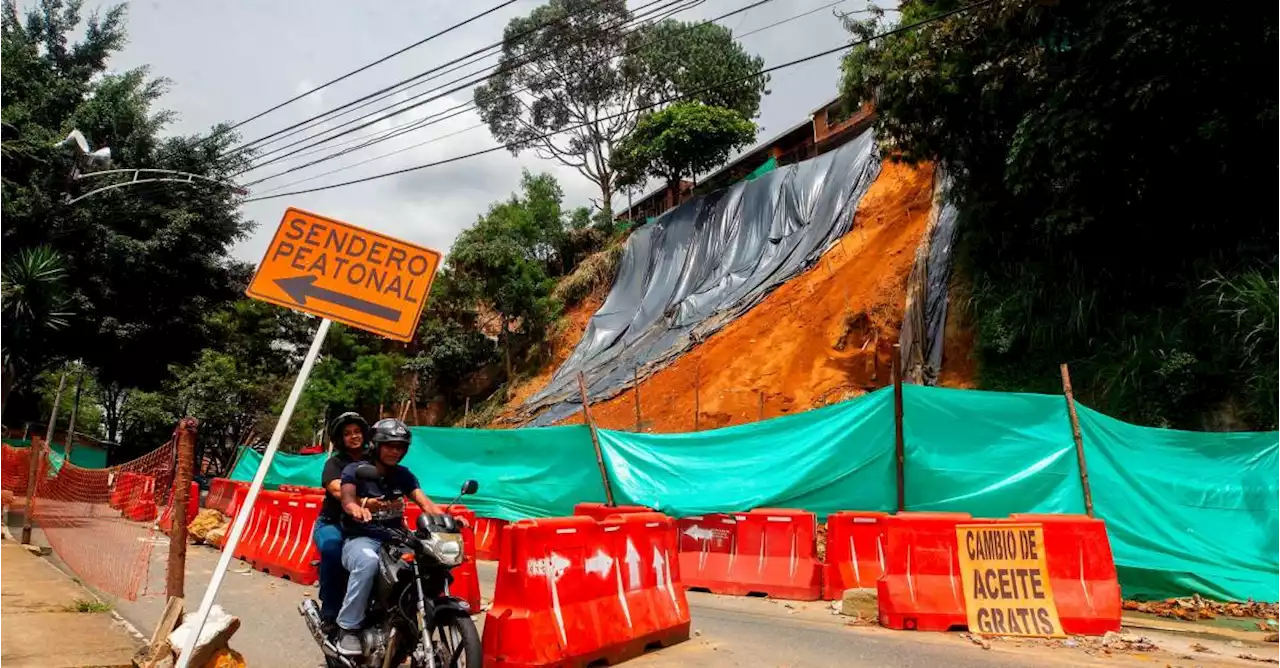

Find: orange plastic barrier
676;513;739;592
279;484;324;495
159;482;199;535
122;475;158;522
109;471;142;510
474;517;507;561
225;484;250;520
405;504;481;613
876;511;974;632
822;511;889;599
675;509;821;600
877;512;1122;635
231;490;280;563
572;502;652;521
1003;514;1122;635
205;478;246;514
482;512;690;667
251;493;323;585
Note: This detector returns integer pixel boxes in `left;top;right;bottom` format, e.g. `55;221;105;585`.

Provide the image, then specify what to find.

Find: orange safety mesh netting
9;437;178;601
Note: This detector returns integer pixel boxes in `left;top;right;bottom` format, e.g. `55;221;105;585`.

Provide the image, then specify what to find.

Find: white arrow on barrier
527;553;571;647
613;553;633;629
654;545;681;613
625;538;641;591
585;549;613;577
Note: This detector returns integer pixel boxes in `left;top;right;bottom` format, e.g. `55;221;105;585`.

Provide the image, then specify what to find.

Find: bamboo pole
633;367;642;432
694;364;701;432
577;372;615;506
1059;364;1096;517
167;418;198;598
463;397;470;428
65;363;85;465
758;390;765;421
891;344;905;513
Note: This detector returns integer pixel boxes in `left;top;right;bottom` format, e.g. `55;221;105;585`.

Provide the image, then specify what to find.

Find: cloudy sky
104;0;867;262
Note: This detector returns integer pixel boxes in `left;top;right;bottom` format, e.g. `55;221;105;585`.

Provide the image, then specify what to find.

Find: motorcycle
299;469;482;668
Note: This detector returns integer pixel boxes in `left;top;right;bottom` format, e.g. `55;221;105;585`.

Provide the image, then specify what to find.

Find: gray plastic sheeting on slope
898;168;960;385
521;129;882;426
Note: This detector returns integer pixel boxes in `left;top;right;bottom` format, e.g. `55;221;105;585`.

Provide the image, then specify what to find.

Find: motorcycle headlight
427;533;464;566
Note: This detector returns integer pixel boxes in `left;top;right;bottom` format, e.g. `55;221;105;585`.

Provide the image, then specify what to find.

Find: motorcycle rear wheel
417;613;481;668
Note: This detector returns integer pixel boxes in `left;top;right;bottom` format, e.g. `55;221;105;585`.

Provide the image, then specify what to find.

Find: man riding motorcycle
335;418;443;656
314;412;370;630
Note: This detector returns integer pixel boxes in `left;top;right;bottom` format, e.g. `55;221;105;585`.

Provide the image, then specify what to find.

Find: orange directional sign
246;208;441;342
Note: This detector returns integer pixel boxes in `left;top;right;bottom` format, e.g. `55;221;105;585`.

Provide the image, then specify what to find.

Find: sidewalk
0;538;141;668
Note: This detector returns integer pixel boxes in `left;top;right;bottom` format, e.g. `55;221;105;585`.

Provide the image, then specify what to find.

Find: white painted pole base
174;318;332;668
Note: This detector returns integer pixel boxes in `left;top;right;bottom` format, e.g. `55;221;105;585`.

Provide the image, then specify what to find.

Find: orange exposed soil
552;160;941;433
493;291;605;421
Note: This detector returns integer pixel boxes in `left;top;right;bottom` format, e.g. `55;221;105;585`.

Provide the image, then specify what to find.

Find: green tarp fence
229;385;1278;602
2;438;108;469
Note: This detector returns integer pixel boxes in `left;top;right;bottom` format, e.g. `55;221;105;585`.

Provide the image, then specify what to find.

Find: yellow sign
956;523;1064;638
246;208;441;342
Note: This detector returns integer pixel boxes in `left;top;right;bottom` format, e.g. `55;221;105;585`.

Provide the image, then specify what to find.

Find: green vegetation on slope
839;0;1277;429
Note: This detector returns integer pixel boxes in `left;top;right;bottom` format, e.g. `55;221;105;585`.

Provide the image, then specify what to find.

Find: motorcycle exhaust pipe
298;599;356;668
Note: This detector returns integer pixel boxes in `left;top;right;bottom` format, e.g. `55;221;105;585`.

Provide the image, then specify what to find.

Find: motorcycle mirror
461;479;479;495
354;463;380;481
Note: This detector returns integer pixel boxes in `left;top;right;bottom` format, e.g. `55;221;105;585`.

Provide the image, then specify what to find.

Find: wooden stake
463;397;470;428
694;364;701;432
1060;364;1096;517
633;367;642;432
23;370;66;544
758;390;765;421
577;372;616;506
167;418;198;598
891;344;905;513
65;363;85;465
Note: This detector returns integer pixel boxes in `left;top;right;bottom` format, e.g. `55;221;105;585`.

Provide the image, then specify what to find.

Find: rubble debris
816;523;828;561
1123;595;1279;622
840;588;878;618
1100;630;1158;652
186;509;226;543
1238;652;1280;663
1190;642;1217;653
1265;633;1279;643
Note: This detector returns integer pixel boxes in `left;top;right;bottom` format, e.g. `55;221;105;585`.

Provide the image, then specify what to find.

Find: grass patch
553;243;623;307
65;598;112;613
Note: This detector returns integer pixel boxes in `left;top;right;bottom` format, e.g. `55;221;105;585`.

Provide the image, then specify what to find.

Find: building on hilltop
616;97;875;224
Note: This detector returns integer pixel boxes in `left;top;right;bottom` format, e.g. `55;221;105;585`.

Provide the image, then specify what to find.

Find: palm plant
1;245;74;415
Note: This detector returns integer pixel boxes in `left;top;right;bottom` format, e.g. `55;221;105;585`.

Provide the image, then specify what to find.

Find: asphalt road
95;537;1215;668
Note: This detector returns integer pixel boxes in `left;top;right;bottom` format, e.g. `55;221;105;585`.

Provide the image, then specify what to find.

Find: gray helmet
370;418;412;449
328;412;370;448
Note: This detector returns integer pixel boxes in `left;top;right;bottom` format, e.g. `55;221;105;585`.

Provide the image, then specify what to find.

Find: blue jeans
313;518;347;621
337;536;382;631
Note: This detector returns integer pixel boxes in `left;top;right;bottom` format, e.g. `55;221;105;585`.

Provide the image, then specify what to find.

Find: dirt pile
1124;596;1280;622
550;160;943;432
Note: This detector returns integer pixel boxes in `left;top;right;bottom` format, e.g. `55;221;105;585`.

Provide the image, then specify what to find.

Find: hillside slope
552;160;938;431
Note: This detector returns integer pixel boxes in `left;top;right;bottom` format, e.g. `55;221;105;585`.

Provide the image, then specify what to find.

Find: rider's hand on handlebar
345;502;372;523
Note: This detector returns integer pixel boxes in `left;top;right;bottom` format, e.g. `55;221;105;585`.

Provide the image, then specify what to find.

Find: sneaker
337;630;362;656
320;618;338;638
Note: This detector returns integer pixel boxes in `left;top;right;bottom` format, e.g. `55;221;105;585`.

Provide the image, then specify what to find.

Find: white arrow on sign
527;553;571;647
585;549;614;577
625;538;641;590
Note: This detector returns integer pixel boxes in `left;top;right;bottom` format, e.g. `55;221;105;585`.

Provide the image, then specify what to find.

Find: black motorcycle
299;470;482;668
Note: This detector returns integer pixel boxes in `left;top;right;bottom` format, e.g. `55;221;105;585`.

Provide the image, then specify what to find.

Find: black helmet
370;418;412;449
328;412;370;448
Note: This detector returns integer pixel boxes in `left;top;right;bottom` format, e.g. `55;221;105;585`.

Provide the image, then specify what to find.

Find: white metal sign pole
175;318;332;668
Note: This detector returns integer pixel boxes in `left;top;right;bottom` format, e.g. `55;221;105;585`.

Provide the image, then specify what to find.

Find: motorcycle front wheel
417;613;481;668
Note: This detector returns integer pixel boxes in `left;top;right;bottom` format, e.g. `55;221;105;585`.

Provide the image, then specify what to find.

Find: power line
242;0;775;185
251;0;846;195
203;0;521;147
242;0;998;204
236;0;694;173
223;0;642;159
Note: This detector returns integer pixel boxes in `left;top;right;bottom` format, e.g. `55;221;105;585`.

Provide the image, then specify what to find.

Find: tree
631;20;769;121
839;0;1277;428
474;2;769;213
2;0;254;426
0;245;73;416
612;102;756;205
